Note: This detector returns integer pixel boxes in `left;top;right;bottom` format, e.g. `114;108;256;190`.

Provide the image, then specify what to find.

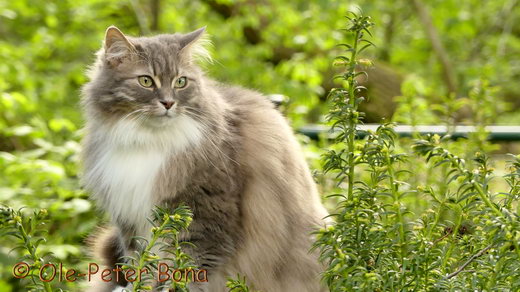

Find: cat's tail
84;226;127;291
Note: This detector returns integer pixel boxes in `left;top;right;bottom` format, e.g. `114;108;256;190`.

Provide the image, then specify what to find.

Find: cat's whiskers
185;116;231;175
131;110;149;126
183;110;239;166
184;106;230;133
120;108;146;122
105;112;140;146
199;126;236;167
194;141;224;176
180;109;235;178
183;106;239;154
183;114;234;162
183;107;237;150
199;132;232;178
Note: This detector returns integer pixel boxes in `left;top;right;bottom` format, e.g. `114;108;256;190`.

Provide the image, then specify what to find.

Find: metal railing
298;125;520;142
266;95;520;142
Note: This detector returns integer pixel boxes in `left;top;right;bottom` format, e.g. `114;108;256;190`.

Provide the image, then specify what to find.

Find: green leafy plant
226;274;253;292
412;136;520;290
122;205;195;292
315;11;520;292
1;206;56;292
0;205;197;292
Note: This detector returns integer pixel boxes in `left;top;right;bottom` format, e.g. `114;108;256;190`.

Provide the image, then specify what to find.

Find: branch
150;0;161;32
130;0;151;35
446;244;493;279
496;0;518;56
410;0;458;95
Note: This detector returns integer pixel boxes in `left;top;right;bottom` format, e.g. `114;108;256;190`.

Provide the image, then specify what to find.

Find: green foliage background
0;0;519;291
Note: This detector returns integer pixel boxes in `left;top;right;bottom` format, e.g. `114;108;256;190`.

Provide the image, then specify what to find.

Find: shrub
314;12;519;291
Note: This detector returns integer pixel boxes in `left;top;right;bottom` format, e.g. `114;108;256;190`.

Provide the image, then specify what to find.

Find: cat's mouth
161;110;174;118
150;111;175;125
152;107;176;119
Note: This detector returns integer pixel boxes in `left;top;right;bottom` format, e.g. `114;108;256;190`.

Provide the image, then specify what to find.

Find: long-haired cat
81;26;328;292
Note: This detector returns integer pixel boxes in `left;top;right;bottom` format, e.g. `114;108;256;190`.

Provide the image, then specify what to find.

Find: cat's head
82;26;213;131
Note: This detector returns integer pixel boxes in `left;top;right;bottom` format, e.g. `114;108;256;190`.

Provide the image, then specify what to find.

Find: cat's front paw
111;284;132;292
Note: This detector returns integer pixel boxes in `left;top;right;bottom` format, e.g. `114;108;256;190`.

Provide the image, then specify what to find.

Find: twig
410;0;457;95
446;244;493;279
496;0;518;56
150;0;161;31
130;0;151;35
432;228;452;245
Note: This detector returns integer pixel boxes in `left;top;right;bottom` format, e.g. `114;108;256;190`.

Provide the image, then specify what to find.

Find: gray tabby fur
81;26;328;292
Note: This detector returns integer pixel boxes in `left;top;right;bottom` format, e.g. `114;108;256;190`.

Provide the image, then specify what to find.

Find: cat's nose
160;100;175;110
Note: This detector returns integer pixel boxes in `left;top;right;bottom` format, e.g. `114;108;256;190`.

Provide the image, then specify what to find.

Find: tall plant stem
346;29;360;202
17;220;53;292
133;216;171;292
386;152;407;257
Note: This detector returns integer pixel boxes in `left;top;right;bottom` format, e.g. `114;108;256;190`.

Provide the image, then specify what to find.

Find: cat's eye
138;75;154;88
174;77;187;88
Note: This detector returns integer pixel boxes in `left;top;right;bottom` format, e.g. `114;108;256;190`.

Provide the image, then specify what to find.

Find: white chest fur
93;147;164;233
84;115;203;235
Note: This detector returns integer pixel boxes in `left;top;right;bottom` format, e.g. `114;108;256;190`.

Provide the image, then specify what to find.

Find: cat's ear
179;27;212;64
104;26;136;67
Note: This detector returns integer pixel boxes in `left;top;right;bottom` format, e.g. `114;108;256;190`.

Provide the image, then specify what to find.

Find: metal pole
298;125;520;142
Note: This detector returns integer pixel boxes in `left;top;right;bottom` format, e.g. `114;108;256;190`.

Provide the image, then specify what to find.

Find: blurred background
0;0;518;290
